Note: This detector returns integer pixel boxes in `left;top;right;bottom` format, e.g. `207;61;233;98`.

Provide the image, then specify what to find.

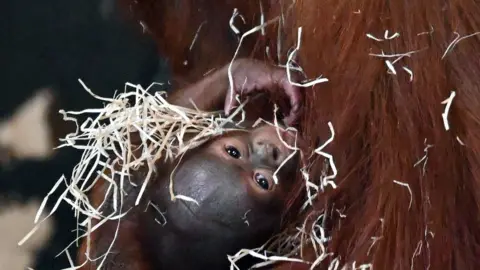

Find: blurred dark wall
0;0;169;268
1;0;168;115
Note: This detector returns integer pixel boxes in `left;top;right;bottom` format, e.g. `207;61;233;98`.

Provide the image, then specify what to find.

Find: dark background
0;0;168;268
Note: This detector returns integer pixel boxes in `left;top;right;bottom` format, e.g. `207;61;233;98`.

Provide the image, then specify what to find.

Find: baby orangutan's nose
255;141;280;165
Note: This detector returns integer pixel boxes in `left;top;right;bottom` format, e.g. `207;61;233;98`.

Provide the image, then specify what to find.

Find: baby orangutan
77;59;302;270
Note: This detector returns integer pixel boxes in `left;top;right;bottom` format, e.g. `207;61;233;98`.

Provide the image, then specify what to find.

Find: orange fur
114;0;480;268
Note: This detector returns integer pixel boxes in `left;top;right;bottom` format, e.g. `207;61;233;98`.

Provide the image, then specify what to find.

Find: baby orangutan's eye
254;173;271;190
225;145;241;159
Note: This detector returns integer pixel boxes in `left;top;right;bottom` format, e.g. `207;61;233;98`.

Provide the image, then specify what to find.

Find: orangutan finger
224;88;238;115
280;79;302;125
284;111;298;126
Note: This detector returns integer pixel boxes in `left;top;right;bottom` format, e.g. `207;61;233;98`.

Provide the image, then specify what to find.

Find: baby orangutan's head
142;123;299;269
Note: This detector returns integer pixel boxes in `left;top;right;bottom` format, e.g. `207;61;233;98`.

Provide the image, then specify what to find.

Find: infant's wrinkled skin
77;59;303;270
224;59;302;125
168;58;303;125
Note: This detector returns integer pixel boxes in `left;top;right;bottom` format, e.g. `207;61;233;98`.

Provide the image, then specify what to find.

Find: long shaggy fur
118;0;263;85
118;0;480;269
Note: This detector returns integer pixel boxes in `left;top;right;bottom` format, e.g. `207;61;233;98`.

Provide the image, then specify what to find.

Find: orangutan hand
224;58;302;125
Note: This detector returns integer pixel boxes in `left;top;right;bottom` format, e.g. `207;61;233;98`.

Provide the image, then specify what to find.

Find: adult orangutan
117;0;480;269
76;58;305;269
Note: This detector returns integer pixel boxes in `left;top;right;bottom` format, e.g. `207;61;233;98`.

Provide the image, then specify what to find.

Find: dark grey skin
80;58;302;270
143;126;298;270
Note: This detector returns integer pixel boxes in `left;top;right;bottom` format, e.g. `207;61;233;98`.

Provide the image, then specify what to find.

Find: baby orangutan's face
204;124;297;198
144;124;298;269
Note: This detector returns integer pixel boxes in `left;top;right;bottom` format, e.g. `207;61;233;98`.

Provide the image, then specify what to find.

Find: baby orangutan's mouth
167;197;247;235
